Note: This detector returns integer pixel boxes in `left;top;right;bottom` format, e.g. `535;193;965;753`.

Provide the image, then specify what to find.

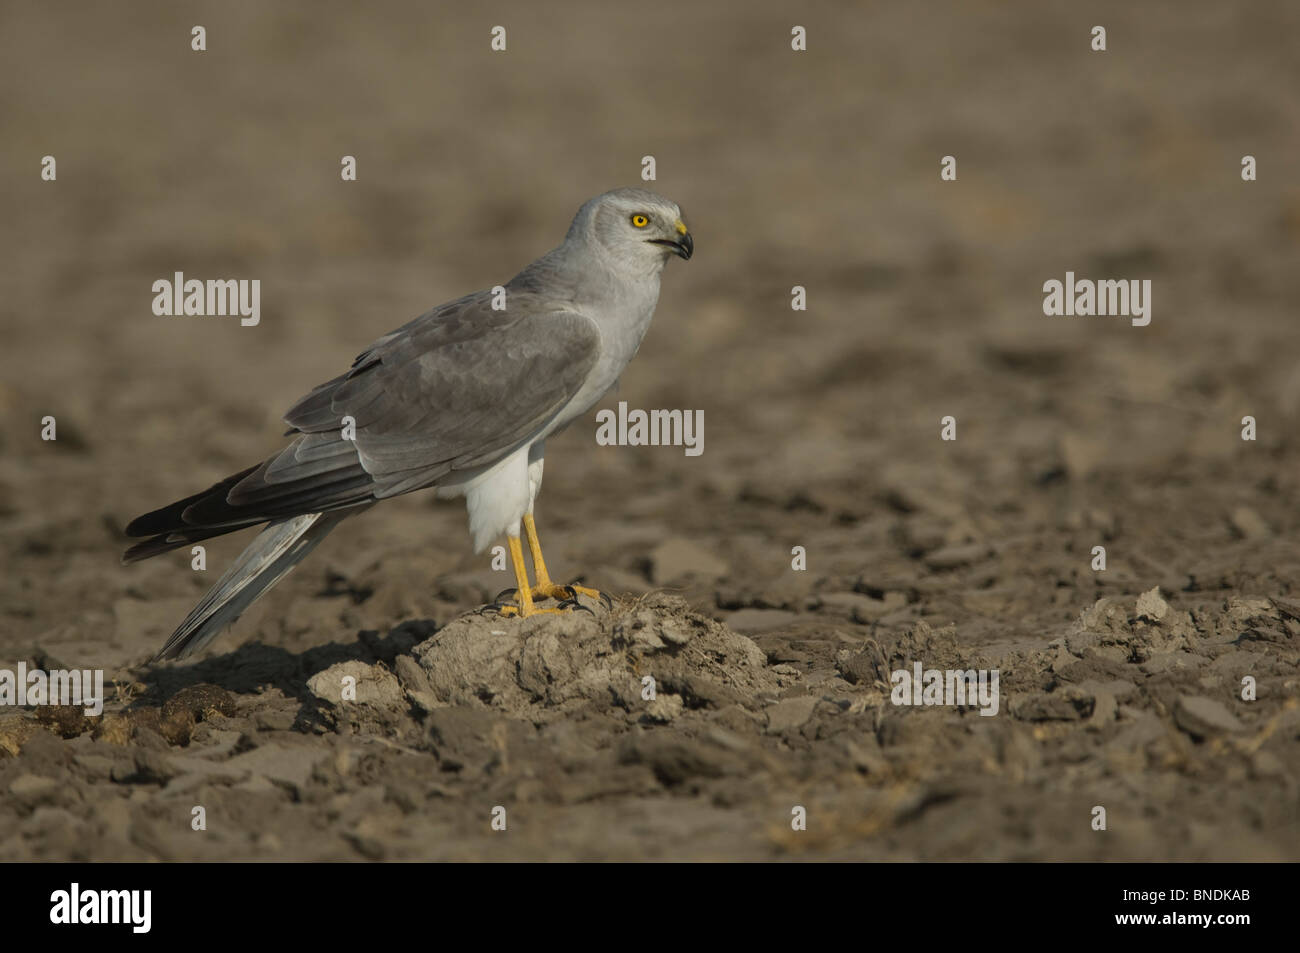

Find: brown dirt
2;0;1298;860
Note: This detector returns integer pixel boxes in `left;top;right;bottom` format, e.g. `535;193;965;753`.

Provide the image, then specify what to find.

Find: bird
122;187;693;660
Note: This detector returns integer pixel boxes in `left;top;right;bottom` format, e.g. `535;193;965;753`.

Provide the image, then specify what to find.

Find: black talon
568;584;613;610
493;587;519;603
557;598;594;615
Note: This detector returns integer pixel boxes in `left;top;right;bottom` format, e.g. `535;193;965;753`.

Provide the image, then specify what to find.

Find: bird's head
570;187;693;272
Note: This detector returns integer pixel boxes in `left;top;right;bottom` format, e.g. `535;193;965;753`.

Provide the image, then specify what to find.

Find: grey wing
226;293;602;512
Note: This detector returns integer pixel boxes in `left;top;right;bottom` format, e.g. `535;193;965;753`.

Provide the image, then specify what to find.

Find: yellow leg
508;535;535;615
491;532;573;618
523;513;555;589
522;513;608;605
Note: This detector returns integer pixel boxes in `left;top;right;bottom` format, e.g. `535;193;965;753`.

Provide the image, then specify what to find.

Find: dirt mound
406;593;776;717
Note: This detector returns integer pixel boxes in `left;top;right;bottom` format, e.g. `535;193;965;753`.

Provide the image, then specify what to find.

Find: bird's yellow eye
631;214;649;228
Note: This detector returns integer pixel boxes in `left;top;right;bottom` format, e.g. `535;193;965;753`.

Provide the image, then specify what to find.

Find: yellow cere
674;220;688;235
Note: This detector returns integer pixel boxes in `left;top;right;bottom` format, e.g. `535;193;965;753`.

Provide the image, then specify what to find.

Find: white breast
545;282;661;438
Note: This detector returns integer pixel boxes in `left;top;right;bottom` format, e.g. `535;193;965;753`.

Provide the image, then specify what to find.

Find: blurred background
2;0;1298;859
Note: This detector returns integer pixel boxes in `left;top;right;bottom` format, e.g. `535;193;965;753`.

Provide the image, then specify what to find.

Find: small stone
810;591;902;623
837;649;883;686
923;543;990;571
1229;506;1271;540
1135;587;1169;622
162;684;236;722
110;750;174;784
9;773;60;805
34;706;88;739
765;695;819;733
394;655;434;696
643;693;684;724
307;661;404;708
1087;690;1116;727
91;712;133;746
1174;695;1245;737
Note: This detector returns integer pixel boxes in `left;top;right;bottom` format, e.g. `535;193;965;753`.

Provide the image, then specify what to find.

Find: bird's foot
488;603;574;618
530;582;613;610
485;589;595;618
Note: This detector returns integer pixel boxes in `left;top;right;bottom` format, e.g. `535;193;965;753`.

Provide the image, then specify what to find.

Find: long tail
153;510;353;660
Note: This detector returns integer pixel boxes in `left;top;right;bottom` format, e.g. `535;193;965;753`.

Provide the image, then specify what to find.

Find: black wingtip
123;465;259;540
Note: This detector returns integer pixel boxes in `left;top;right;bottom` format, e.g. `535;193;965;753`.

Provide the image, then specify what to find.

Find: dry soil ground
1;1;1298;860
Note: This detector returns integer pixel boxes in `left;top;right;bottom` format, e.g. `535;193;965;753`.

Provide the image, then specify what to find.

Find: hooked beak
649;220;693;260
674;231;693;260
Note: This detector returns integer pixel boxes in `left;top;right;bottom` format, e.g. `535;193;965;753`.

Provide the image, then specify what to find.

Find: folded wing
123;293;600;562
